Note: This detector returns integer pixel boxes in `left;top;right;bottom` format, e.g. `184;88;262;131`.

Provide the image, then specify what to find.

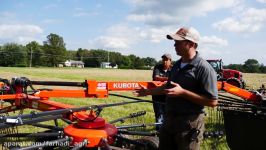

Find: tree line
0;33;157;69
224;59;266;73
0;33;265;73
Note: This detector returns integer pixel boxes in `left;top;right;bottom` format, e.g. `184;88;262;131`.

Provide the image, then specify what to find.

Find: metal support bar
116;122;162;129
118;130;157;136
0;115;62;129
109;111;146;124
31;81;85;87
0;132;61;138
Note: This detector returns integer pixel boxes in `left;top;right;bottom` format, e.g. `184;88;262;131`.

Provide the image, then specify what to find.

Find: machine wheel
226;77;243;88
217;72;223;81
133;136;159;150
241;79;246;89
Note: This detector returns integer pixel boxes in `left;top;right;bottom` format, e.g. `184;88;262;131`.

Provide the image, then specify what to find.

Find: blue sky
0;0;266;65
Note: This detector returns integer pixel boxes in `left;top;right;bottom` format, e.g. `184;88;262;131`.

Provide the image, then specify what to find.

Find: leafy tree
135;58;145;69
107;51;124;67
143;57;157;67
128;54;137;69
120;56;132;69
43;33;67;67
128;54;145;69
259;64;266;73
83;49;105;67
66;50;77;60
76;48;87;61
0;43;26;67
26;41;43;67
224;64;244;72
243;59;260;73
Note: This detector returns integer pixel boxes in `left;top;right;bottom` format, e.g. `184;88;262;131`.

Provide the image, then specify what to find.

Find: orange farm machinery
0;77;265;150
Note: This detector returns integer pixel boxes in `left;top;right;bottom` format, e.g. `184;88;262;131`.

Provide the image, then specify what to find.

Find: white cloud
90;36;130;49
144;27;173;43
126;0;240;26
0;24;43;44
200;48;223;56
16;36;41;45
201;36;228;46
257;0;266;3
88;24;173;50
199;36;229;60
88;24;143;49
127;13;181;26
213;7;266;33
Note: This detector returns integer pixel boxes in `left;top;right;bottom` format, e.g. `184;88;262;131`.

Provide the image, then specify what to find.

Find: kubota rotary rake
0;77;265;150
0;77;164;150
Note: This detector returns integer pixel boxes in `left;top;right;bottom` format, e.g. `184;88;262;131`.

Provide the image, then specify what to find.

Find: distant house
64;60;84;68
101;62;118;69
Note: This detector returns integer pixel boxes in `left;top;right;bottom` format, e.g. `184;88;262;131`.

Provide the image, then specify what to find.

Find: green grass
0;67;152;81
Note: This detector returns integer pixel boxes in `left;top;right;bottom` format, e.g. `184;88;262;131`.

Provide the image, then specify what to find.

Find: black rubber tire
241;79;246;89
226;77;243;88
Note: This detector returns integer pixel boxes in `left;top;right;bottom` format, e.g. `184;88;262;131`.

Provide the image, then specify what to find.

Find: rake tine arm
109;111;146;124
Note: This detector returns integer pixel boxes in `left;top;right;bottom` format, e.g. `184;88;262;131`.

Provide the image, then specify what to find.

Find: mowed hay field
243;73;266;89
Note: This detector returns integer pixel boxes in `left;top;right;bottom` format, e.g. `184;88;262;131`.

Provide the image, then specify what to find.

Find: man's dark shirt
152;64;171;102
166;52;218;115
152;63;171;124
152;64;170;102
152;64;171;81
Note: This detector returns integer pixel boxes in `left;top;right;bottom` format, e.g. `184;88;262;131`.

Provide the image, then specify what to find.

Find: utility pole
30;47;33;68
107;51;110;62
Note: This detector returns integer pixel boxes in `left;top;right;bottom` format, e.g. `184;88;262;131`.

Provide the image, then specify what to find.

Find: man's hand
133;84;148;97
164;82;218;107
164;81;185;97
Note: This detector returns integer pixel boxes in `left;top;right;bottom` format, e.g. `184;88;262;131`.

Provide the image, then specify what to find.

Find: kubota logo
97;83;107;89
113;83;139;89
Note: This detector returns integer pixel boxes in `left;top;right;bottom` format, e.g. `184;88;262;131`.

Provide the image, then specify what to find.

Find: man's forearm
154;76;168;81
146;84;166;95
180;89;218;107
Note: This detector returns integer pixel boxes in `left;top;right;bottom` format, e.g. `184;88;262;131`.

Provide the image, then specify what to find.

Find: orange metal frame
217;81;261;103
0;79;262;147
0;80;261;111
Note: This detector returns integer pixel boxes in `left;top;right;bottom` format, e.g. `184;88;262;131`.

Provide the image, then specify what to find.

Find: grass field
243;73;266;89
0;67;266;149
